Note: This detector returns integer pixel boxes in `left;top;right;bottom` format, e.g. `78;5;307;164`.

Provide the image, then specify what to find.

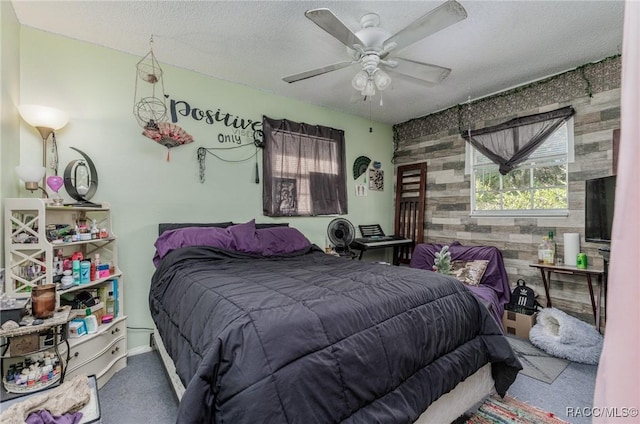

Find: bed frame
152;326;493;423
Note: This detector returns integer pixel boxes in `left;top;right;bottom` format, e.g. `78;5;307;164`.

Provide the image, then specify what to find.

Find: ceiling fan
282;0;468;99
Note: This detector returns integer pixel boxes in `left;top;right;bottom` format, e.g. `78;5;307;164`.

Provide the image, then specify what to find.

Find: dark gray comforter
149;246;521;423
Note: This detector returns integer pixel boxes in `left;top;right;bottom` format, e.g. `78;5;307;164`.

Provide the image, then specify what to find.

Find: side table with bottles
0;306;74;400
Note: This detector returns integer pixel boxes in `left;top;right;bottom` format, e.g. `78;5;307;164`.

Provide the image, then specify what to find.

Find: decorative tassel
166;149;170;162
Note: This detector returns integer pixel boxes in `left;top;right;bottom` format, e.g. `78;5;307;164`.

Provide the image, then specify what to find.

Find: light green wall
1;1;21;267
17;28;394;351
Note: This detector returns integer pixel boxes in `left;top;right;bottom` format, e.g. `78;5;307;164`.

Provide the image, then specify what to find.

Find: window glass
471;120;572;215
262;118;347;216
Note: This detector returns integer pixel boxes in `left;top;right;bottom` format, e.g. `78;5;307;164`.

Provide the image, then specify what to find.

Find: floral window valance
462;106;575;175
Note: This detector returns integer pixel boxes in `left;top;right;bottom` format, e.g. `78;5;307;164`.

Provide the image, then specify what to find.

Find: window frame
468;117;574;217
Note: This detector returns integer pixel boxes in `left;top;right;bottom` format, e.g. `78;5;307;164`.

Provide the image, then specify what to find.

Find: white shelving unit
4;198;127;388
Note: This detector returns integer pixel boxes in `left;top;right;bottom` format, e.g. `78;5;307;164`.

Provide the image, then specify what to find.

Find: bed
149;221;521;423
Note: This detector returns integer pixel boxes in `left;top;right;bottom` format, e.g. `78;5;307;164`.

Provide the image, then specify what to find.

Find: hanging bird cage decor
133;38;167;129
133;36;193;160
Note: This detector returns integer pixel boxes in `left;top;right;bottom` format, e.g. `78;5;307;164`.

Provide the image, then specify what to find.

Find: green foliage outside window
472;122;570;213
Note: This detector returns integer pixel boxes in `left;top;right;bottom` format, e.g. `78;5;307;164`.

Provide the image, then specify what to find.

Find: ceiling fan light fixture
362;79;376;97
373;69;391;91
351;70;369;91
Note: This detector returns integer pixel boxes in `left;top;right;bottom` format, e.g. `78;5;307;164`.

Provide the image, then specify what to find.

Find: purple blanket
409;242;511;329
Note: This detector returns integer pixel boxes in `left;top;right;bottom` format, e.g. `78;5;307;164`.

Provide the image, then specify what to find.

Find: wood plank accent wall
392;57;621;328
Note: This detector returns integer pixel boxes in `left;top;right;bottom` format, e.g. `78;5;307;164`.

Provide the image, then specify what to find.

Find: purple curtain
262;117;347;216
462;106;575;175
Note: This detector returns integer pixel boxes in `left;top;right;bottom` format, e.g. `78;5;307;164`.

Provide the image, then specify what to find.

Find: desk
529;263;606;331
350;237;414;266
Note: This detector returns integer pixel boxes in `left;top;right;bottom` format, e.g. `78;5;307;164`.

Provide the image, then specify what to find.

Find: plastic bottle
106;291;115;316
80;261;91;284
537;236;548;264
93;254;101;281
84;309;98;334
547;231;557;265
72;260;81;284
91;219;99;240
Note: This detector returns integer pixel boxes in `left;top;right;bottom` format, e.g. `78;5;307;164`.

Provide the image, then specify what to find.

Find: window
470;118;574;215
262;117;347;216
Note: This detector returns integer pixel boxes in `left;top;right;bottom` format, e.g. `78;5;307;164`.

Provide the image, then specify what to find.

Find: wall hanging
133;36;193;161
197;134;263;185
368;169;384;191
352;155;371;180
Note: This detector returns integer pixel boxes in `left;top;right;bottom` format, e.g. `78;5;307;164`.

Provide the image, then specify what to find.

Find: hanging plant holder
133;36;194;160
136;48;164;83
134;96;167;130
133;41;168;128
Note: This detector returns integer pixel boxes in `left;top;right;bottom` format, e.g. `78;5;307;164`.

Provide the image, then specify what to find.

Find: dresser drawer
66;336;126;384
63;317;126;374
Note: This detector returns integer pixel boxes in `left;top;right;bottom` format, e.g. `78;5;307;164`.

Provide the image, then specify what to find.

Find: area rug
506;335;570;384
461;394;569;423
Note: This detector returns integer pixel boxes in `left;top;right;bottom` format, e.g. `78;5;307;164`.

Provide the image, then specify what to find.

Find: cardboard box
502;309;538;339
10;333;39;355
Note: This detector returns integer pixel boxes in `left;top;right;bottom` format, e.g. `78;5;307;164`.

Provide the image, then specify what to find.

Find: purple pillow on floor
153;226;235;266
257;226;311;256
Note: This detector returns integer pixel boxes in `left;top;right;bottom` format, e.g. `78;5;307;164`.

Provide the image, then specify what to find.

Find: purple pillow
257;227;311;256
227;220;262;254
153;226;235;266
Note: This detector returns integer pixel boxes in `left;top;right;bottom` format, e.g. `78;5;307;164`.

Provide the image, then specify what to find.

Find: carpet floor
98;347;597;424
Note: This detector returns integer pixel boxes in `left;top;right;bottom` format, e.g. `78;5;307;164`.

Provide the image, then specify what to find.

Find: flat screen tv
585;175;616;243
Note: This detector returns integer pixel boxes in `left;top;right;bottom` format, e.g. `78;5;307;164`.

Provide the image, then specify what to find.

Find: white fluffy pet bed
529;307;603;365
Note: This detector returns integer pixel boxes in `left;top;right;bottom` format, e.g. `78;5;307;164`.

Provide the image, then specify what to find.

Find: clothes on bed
150;244;521;424
410;242;512;329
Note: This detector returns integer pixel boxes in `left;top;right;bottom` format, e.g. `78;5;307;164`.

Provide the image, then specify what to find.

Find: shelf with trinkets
4;198;127;390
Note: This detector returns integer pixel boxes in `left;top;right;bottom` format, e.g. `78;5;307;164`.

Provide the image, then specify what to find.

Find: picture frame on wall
275;178;298;215
369;169;384;191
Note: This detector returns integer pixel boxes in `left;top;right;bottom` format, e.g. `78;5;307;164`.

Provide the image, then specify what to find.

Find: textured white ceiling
11;0;624;125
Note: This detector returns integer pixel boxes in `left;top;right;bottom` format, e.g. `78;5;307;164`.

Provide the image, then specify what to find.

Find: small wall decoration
275;178;298;215
368;169;384;191
352;155;371;180
355;184;367;196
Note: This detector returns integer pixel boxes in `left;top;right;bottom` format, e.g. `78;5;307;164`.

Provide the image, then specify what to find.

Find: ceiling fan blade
388;58;451;84
305;8;365;50
283;61;354;84
383;0;467;51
